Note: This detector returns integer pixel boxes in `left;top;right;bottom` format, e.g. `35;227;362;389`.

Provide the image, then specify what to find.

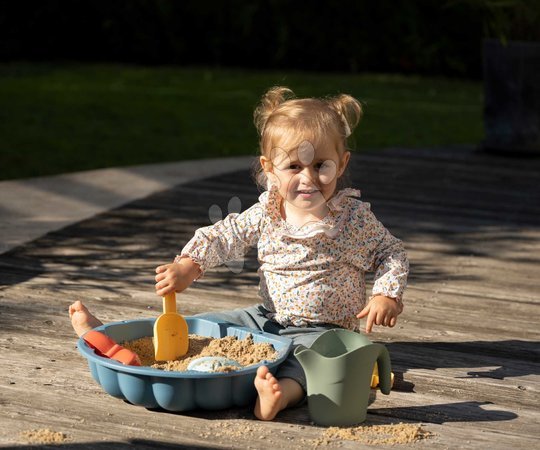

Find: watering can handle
375;345;392;395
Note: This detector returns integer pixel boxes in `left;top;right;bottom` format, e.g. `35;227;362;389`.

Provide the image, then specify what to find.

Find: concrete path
0;156;255;254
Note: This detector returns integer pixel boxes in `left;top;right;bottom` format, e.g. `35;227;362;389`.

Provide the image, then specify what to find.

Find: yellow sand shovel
153;292;189;361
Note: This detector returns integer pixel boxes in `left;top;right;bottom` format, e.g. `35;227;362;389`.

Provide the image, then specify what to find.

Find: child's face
261;137;350;213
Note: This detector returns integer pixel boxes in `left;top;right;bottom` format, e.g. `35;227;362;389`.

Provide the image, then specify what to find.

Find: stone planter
482;39;540;154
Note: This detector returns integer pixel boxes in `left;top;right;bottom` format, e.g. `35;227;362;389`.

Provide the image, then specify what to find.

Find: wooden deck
1;145;539;449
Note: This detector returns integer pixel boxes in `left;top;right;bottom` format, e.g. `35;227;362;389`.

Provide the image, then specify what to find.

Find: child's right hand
154;258;201;297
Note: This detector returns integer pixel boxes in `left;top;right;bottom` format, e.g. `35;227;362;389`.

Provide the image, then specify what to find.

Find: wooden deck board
1;146;539;448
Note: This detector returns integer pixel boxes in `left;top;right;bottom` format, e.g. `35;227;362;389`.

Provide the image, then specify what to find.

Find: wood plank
1;146;539;448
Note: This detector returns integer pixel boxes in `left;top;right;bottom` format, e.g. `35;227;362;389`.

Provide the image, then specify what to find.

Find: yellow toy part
153;292;189;361
371;362;395;389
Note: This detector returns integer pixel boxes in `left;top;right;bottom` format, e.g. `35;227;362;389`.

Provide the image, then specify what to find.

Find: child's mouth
296;189;319;198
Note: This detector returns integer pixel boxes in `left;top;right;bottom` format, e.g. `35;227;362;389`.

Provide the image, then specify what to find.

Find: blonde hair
252;86;363;191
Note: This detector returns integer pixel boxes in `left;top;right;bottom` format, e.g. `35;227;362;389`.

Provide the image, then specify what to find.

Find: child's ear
338;151;351;176
260;156;273;173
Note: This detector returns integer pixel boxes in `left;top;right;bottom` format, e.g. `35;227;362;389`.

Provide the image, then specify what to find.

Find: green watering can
294;329;392;426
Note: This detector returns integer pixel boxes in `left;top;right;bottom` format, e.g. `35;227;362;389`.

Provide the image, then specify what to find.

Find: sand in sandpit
122;334;277;372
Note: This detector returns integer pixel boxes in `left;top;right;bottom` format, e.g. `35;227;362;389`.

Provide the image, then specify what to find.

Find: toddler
70;86;408;421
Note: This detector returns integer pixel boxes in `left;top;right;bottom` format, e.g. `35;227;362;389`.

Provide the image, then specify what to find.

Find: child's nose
299;166;317;181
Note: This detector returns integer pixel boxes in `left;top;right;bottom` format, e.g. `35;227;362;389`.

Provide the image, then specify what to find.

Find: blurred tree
2;0;535;78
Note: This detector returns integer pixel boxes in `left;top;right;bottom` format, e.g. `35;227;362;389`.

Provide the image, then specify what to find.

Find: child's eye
289;164;301;170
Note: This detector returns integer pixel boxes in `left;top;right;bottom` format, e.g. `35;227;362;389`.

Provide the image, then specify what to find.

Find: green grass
0;63;483;180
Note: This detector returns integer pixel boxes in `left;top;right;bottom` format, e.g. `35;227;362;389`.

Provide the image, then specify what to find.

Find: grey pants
195;304;342;392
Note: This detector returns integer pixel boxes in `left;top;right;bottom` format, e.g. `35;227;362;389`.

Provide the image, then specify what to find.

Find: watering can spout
294;345;324;372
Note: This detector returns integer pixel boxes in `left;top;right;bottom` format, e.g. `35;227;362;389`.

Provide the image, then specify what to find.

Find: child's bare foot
69;301;103;337
254;365;286;420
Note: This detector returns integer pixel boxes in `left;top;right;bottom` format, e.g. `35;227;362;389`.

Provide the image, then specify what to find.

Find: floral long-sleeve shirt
178;188;409;331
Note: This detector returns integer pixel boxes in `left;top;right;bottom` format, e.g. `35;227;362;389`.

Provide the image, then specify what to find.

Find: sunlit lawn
0;63;483;180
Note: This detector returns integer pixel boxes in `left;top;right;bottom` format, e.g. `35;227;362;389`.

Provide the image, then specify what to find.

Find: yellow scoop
153;292;189;361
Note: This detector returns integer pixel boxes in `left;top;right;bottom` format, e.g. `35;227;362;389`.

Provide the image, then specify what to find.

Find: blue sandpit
77;317;292;411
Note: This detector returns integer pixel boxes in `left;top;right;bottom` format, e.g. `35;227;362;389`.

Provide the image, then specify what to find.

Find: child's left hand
357;295;403;333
